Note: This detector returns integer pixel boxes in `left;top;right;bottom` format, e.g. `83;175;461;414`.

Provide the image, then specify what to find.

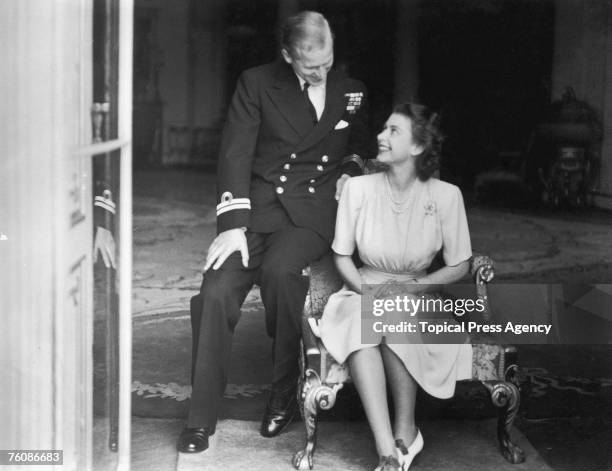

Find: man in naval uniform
177;11;369;453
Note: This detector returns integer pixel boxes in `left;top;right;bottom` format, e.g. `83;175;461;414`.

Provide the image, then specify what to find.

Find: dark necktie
302;83;318;124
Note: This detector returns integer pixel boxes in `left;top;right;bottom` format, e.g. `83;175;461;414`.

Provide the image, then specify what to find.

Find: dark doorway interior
419;0;555;185
131;0;555;188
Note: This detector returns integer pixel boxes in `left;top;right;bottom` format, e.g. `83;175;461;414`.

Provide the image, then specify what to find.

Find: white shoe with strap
373;454;402;471
395;429;424;471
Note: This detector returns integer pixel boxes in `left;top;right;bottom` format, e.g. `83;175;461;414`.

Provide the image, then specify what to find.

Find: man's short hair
281;11;333;58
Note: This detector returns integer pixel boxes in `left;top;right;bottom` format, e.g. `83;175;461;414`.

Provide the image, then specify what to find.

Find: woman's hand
373;278;422;299
417;260;469;288
373;260;469;299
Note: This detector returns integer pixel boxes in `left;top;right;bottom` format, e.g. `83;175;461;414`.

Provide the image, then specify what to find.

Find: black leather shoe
177;427;209;453
260;386;297;437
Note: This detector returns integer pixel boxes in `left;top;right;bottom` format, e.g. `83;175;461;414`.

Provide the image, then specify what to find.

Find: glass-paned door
89;0;134;469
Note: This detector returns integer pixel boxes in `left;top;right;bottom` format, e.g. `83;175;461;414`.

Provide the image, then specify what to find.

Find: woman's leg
380;344;418;445
348;346;396;457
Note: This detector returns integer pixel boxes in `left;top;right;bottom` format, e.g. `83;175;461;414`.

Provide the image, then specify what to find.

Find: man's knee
192;270;246;321
200;269;237;299
260;259;306;286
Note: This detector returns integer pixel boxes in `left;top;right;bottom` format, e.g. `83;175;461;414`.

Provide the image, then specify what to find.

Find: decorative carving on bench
293;254;525;470
482;379;525;464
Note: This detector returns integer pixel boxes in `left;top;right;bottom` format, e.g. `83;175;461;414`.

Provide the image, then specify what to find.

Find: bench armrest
471;254;495;322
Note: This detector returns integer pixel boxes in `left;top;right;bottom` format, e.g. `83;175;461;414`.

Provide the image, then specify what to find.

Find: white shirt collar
294;73;326;120
295;74;325;90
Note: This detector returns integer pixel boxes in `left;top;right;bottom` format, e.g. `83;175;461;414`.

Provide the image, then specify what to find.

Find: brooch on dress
424;200;436;216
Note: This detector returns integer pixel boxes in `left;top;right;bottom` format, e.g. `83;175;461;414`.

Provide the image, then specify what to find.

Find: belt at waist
359;265;427;284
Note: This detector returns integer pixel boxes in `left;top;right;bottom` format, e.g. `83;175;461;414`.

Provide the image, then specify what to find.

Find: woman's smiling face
376;113;423;165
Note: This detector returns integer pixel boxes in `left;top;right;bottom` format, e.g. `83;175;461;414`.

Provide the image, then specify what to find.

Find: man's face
282;40;334;87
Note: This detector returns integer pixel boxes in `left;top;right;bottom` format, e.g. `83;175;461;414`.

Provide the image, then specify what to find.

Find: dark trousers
187;225;329;430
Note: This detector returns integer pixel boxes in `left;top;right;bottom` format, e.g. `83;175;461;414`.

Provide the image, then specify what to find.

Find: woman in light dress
319;103;473;471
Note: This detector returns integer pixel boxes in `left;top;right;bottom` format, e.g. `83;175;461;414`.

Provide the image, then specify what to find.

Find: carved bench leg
293;369;320;470
481;380;526;464
293;369;343;470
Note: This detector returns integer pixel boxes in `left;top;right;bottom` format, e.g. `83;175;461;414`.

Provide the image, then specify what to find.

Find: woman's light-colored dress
319;172;473;399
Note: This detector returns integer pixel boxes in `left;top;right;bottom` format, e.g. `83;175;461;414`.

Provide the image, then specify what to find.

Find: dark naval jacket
215;61;369;243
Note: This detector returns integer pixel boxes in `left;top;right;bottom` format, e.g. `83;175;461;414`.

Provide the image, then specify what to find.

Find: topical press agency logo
361;283;612;345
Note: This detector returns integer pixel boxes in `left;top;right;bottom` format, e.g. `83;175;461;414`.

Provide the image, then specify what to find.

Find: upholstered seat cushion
308;339;506;386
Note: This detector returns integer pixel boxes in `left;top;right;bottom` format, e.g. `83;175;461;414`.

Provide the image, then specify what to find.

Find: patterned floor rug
119;300;612;423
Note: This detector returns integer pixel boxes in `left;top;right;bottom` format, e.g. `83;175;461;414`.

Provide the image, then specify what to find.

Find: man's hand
204;228;249;272
335;173;351;201
94;226;116;268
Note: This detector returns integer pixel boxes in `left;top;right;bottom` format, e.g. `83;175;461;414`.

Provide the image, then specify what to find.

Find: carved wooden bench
292;254;525;470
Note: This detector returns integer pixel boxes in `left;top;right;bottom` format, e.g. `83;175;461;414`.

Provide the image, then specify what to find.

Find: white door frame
117;1;134;469
86;0;134;468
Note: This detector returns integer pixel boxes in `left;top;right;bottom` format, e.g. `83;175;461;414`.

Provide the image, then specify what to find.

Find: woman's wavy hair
392;103;444;181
